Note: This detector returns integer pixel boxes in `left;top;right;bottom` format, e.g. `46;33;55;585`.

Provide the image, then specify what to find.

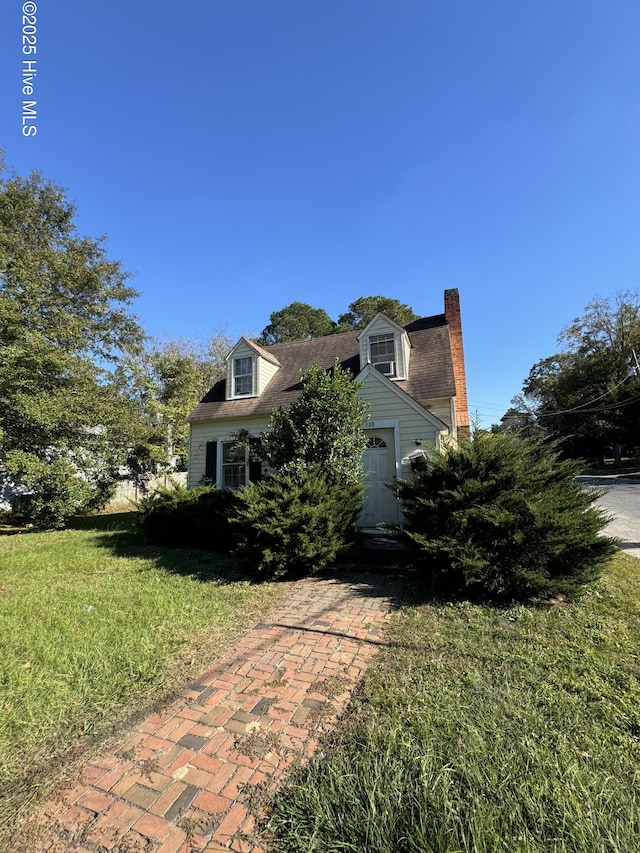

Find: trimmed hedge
137;483;238;551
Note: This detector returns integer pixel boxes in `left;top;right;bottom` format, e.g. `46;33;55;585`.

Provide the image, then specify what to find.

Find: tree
559;291;640;357
114;344;204;477
233;360;368;578
258;296;420;344
114;332;233;476
260;360;369;486
0;164;144;524
398;430;616;600
337;296;418;330
490;404;540;437
522;292;640;464
259;302;335;345
202;329;236;393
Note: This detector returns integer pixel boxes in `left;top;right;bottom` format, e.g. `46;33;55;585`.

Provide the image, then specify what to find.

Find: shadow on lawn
1;512;139;536
68;511;139;532
69;511;416;599
69;512;256;585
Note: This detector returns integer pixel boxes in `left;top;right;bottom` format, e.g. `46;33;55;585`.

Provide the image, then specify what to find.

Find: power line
547;375;630;414
537;390;640;417
467;399;511;411
534;372;637;418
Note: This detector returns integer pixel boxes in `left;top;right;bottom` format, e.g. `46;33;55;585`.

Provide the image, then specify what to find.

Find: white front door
359;429;398;527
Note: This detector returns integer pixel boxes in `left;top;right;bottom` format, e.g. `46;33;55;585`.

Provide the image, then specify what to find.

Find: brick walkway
33;569;404;853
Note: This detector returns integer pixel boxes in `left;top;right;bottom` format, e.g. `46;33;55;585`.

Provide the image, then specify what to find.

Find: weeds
236;728;284;760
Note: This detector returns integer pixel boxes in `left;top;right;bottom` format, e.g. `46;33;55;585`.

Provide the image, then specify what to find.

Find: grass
267;552;640;853
0;515;285;836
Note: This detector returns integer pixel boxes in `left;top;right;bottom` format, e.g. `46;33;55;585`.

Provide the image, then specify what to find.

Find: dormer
357;313;411;379
225;337;280;400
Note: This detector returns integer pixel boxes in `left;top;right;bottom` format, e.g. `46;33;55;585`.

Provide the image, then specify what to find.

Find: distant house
0;472;31;514
186;289;469;528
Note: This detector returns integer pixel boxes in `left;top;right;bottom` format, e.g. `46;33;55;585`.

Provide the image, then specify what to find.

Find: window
369;334;396;377
367;436;387;448
233;357;253;396
222;441;247;488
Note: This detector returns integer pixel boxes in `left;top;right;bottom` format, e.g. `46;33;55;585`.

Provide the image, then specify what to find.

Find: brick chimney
444;288;470;436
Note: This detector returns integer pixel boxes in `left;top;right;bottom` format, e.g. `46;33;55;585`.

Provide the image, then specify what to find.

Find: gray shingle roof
186;313;456;423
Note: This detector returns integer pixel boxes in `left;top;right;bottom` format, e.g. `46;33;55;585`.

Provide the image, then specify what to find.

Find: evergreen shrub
398;431;617;600
137;483;238;551
231;467;363;579
260;361;369;486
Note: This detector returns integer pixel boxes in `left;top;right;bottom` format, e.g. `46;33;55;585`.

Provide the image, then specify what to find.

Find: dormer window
233;357;253;396
369;334;396;377
225;338;280;401
358;314;410;379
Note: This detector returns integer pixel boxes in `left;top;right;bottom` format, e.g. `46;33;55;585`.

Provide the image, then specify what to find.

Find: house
186;289;469;528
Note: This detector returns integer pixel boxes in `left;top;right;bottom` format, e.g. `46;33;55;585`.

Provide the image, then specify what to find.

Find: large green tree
259;302;335;345
522;292;640;464
258;296;418;344
337;296;418;330
114;332;233;475
0;165;144;524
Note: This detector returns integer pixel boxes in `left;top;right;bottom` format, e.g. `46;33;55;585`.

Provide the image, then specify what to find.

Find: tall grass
0;519;283;831
268;552;640;852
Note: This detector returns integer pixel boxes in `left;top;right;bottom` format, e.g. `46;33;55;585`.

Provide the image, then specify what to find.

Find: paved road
576;476;640;559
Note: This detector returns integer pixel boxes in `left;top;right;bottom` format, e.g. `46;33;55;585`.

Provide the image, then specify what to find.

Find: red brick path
33;569;403;852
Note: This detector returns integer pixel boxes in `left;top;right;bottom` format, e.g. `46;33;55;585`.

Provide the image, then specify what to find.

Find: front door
359;429;398;527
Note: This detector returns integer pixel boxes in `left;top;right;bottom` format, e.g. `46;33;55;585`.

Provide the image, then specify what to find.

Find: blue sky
1;1;639;426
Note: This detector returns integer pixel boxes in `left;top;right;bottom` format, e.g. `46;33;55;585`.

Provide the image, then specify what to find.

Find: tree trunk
613;443;623;467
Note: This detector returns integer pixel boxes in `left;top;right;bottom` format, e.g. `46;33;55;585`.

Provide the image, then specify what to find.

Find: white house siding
257;356;279;395
188;415;271;487
398;331;411;379
188;374;448;529
420;398;454;430
360;375;443;481
0;474;31;513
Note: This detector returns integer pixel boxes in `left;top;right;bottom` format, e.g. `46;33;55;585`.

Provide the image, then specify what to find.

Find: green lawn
268;552;640;853
0;516;285;834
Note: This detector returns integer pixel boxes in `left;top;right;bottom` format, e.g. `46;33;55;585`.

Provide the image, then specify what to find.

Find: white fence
111;472;188;505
